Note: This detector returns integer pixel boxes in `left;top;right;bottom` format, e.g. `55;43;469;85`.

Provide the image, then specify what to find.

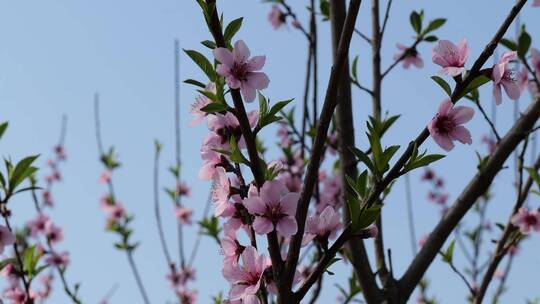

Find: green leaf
10;155;39;192
351;147;374;173
229;137;250;165
441;240;456;264
184;79;206;88
351;56;359;79
431;76;452;97
357;206;381;230
424;35;438;42
410;11;422;34
0;122;8;140
320;0;330;21
346;194;360;230
422;18;446;35
526;167;540;191
201;40;216;49
518;29;531;59
500;38;517;51
224;18;243;44
200;102;227;114
458;75;491;101
183;49;217;81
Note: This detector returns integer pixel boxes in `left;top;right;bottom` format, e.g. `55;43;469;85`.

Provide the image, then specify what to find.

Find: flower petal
276;216;298;237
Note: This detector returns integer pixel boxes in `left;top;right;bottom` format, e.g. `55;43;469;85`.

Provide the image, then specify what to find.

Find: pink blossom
176;289;197;304
394;43;424;69
243;179;299;237
221;224;244;264
199;150;223;180
363;225;378;238
176;182;191;197
303;206;341;245
268;5;285;29
46;251;70;267
105;204;126;224
428;99;474;151
510;207;540;234
27;214;50;237
3;287;27;304
42;190;54;207
214;40;270;102
175;206;193;225
534;0;540;7
99;170;112;184
432;39;470;76
189;83;215;127
492;51;520;105
533;48;540;79
421;169;435;181
45;222;64;244
212;167;235;218
54;145;66;160
0;225;15;254
481;135;497;153
223;246;266;303
206;111;258;150
317;174;343;213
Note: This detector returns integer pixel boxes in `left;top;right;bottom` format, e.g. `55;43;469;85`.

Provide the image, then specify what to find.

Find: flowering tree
2;0;540;303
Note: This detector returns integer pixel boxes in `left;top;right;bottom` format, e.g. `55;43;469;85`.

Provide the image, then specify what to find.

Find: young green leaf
431;76;452;97
183;49;217;81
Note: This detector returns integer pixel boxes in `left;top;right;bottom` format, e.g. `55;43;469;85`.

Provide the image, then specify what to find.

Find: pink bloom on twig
395;43;424;69
428;99;474;151
45;222;64;244
223;246;266;304
99;170;112;184
214;40;270;102
510;207;540;234
492;51;521;105
212;167;235;218
432;39;470;77
175;206;193;225
303;206;342;246
46;251;70;267
243;179;299;237
27;214;50;237
268;5;285;29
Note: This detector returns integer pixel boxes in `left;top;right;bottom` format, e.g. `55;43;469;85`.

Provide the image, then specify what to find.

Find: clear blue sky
0;0;539;303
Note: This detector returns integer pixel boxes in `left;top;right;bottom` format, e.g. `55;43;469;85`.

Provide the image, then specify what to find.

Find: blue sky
0;0;539;303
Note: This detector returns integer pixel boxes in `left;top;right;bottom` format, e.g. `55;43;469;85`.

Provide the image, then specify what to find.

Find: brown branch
283;0;363;302
330;0;381;303
399;95;540;301
473;151;540;303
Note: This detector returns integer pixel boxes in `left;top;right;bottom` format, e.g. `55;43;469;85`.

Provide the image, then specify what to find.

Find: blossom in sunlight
394;44;424;69
492;51;520;105
268;5;285;29
214;40;270;102
432;39;469;76
175;206;193;225
46;251;70;267
243;179;299;237
223;246;266;304
428;99;474;151
510;207;540;234
0;225;16;254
